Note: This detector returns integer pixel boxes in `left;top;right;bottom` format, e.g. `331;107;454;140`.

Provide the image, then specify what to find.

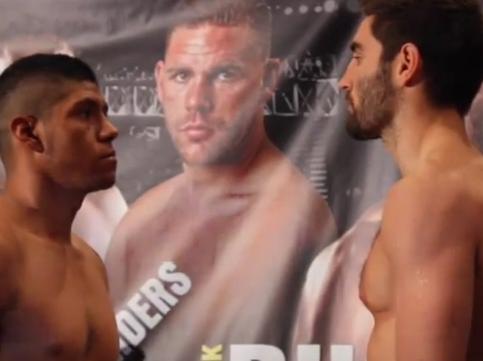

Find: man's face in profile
39;81;119;191
156;23;272;166
339;16;397;140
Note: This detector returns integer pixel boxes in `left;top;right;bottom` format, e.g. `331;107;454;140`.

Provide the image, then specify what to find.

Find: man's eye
172;72;190;83
351;54;362;64
80;108;93;118
213;67;242;82
217;70;237;81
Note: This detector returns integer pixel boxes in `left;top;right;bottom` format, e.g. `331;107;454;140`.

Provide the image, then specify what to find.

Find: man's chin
83;175;116;193
182;157;217;167
180;140;246;167
181;153;239;168
346;120;381;141
180;147;220;167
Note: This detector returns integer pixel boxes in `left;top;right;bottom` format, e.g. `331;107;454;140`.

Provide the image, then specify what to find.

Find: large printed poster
1;1;481;361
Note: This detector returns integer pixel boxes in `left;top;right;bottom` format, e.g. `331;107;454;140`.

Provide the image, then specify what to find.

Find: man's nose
185;78;214;114
99;116;119;142
339;67;352;92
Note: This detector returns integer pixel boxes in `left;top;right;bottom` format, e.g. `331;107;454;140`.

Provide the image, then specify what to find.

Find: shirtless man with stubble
106;1;335;359
0;54;119;360
338;0;483;360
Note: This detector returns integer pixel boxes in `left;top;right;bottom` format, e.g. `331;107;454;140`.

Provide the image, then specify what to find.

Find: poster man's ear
155;60;165;103
263;58;281;98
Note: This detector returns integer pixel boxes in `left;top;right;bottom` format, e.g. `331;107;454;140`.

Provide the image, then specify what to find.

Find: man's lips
181;125;214;142
100;150;116;158
100;150;117;164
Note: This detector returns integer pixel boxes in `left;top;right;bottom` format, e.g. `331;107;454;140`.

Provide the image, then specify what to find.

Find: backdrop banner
2;1;479;361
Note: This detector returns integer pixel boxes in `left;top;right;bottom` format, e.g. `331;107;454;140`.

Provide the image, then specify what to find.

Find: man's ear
10;116;44;153
154;60;165;104
394;43;423;87
262;58;281;100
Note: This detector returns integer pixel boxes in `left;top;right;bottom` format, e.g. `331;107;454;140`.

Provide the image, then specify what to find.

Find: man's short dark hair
0;53;98;118
361;0;483;115
0;54;98;158
165;0;272;58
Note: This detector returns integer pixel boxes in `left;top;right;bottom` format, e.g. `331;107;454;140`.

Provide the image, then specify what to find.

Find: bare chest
359;236;393;315
1;245;118;361
128;195;254;281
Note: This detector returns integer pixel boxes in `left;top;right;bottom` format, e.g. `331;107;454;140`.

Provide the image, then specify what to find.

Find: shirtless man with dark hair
0;36;128;260
0;54;119;361
338;0;483;360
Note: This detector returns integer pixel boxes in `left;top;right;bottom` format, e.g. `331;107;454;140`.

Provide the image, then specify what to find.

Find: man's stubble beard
172;91;265;167
174;112;261;168
346;62;397;141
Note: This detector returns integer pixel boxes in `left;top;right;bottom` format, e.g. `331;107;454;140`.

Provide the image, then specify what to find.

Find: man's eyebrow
70;97;109;114
165;66;192;74
350;41;363;52
211;63;244;72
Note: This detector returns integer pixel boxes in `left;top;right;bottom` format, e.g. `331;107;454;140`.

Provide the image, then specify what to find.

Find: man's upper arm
0;238;16;314
384;181;475;361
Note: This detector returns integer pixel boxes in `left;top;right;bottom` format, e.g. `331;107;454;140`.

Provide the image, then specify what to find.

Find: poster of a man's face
156;23;278;166
105;3;339;360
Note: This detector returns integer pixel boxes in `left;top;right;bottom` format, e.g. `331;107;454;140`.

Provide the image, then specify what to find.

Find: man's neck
382;102;475;177
2;171;84;243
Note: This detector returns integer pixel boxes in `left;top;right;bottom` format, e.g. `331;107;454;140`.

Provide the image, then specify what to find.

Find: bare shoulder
263;158;336;244
72;235;108;285
115;173;184;235
270;158;327;206
132;173;183;208
381;175;477;261
284;162;333;227
388;162;483;215
104;174;184;289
